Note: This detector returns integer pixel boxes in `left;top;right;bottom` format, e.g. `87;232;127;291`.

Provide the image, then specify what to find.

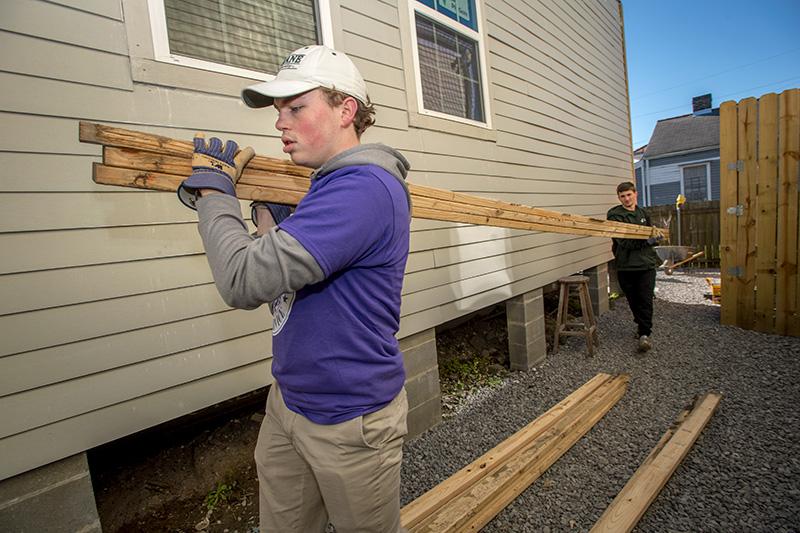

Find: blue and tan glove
250;201;294;236
250;202;294;226
177;134;255;210
646;227;666;246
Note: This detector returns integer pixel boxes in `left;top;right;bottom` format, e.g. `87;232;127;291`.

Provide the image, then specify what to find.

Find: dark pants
617;269;656;337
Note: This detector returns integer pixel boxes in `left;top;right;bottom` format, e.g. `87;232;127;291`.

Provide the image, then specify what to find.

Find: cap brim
241;79;322;108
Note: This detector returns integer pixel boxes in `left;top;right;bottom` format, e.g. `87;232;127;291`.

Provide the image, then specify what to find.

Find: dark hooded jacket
606;204;661;271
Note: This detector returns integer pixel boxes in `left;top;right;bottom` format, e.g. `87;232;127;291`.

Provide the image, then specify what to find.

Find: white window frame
146;0;334;81
407;0;492;129
680;162;712;201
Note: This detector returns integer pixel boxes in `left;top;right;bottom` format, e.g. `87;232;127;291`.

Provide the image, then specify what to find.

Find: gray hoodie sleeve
196;194;324;310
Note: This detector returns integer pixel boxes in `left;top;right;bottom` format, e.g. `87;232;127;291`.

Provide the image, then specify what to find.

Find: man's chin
290;157;312;168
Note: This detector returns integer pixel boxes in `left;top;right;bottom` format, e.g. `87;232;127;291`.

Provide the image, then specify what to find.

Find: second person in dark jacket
607;181;663;352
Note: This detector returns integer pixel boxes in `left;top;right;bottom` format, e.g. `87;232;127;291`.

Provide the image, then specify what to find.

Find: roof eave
644;144;720;160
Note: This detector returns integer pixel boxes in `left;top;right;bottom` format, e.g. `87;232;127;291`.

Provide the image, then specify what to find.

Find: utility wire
631;76;800;147
632;75;800;119
631;46;800;102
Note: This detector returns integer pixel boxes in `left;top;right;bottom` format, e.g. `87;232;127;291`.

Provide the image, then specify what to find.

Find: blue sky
622;0;800;149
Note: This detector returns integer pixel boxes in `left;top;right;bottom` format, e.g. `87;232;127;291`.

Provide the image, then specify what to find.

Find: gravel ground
399;269;800;533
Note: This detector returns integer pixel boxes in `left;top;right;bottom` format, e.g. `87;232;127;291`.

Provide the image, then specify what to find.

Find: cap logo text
280;54;305;70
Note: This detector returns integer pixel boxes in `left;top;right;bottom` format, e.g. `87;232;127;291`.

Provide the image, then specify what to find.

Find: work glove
250;201;294;226
646;228;666;246
177;134;255;210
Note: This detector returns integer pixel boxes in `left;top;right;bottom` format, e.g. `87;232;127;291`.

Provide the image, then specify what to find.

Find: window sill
131;58;259;97
408;111;497;142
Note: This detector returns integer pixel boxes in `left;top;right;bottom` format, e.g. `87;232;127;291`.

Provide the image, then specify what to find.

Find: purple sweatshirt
196;144;411;424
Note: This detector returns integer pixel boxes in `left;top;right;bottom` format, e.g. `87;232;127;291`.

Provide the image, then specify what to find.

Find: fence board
777;90;800;335
736;98;758;330
754;93;779;333
644;201;719;267
720;89;800;336
719;101;739;326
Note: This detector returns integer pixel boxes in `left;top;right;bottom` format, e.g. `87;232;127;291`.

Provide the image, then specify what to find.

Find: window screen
415;13;484;122
683;165;708;201
163;0;319;74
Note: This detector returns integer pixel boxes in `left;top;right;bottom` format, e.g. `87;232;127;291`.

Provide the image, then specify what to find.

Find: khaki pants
255;384;408;533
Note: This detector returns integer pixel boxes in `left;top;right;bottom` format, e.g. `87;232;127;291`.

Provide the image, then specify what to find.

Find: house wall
0;0;630;482
634;164;644;203
645;149;721;205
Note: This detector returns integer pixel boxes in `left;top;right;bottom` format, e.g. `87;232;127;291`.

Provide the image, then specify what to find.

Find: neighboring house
0;1;635;528
633;143;646;195
638;95;721;206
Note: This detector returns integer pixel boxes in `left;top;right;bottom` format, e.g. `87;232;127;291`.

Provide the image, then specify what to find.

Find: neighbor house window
682;164;710;201
148;0;325;79
410;0;489;125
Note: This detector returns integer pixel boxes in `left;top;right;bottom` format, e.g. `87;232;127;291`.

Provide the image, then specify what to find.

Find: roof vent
692;93;712;116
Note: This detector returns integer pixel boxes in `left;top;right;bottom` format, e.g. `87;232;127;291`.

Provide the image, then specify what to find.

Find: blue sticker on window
418;0;477;31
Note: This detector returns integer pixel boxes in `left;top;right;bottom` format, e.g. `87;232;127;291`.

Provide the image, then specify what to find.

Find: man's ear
340;96;358;128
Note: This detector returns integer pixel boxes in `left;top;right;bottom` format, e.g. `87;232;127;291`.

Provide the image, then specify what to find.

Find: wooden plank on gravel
402;373;630;532
453;375;629;533
400;373;615;529
590;392;723;533
80;122;662;240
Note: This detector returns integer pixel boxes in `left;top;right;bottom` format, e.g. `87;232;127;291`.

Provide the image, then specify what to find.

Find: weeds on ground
196;480;243;531
435;310;511;417
439;357;505;396
204;481;237;513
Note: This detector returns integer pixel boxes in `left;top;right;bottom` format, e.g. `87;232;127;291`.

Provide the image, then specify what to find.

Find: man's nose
275;111;288;131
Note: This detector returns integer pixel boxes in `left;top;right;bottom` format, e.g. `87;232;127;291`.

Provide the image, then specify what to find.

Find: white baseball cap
242;45;368;108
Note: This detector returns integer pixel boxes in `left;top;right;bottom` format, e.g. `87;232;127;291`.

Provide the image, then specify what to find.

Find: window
682;164;709;201
147;0;328;79
410;0;489;125
650;181;682;207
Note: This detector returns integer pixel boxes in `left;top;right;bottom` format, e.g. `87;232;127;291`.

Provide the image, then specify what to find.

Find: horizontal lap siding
393;0;626;338
649;163;682;185
0;0;629;480
645;152;722;203
1;0;286;480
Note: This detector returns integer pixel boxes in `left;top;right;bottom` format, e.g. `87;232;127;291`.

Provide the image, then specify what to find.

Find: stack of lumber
79;122;663;240
591;392;723;533
400;373;629;532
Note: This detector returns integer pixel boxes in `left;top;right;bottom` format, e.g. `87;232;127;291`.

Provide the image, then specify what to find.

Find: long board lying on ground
591;392;723;533
79;122;663;240
400;373;629;532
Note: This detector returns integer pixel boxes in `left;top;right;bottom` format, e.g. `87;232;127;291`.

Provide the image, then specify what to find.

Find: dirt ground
91;294;565;532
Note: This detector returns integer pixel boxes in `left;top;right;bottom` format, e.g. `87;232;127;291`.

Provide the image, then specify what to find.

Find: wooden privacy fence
645;200;720;267
720;88;800;336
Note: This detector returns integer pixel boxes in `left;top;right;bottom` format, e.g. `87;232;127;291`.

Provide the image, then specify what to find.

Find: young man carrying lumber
176;45;412;533
607;182;663;352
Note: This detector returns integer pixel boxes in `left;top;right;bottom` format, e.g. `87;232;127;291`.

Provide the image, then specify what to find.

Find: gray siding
643;149;721;205
650;181;682;206
1;0;631;480
635;166;643;192
710;159;720;200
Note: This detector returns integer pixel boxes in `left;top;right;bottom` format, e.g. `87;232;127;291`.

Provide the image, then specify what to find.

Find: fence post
736;98;758;330
776;89;800;336
719;100;739;327
754;93;779;333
